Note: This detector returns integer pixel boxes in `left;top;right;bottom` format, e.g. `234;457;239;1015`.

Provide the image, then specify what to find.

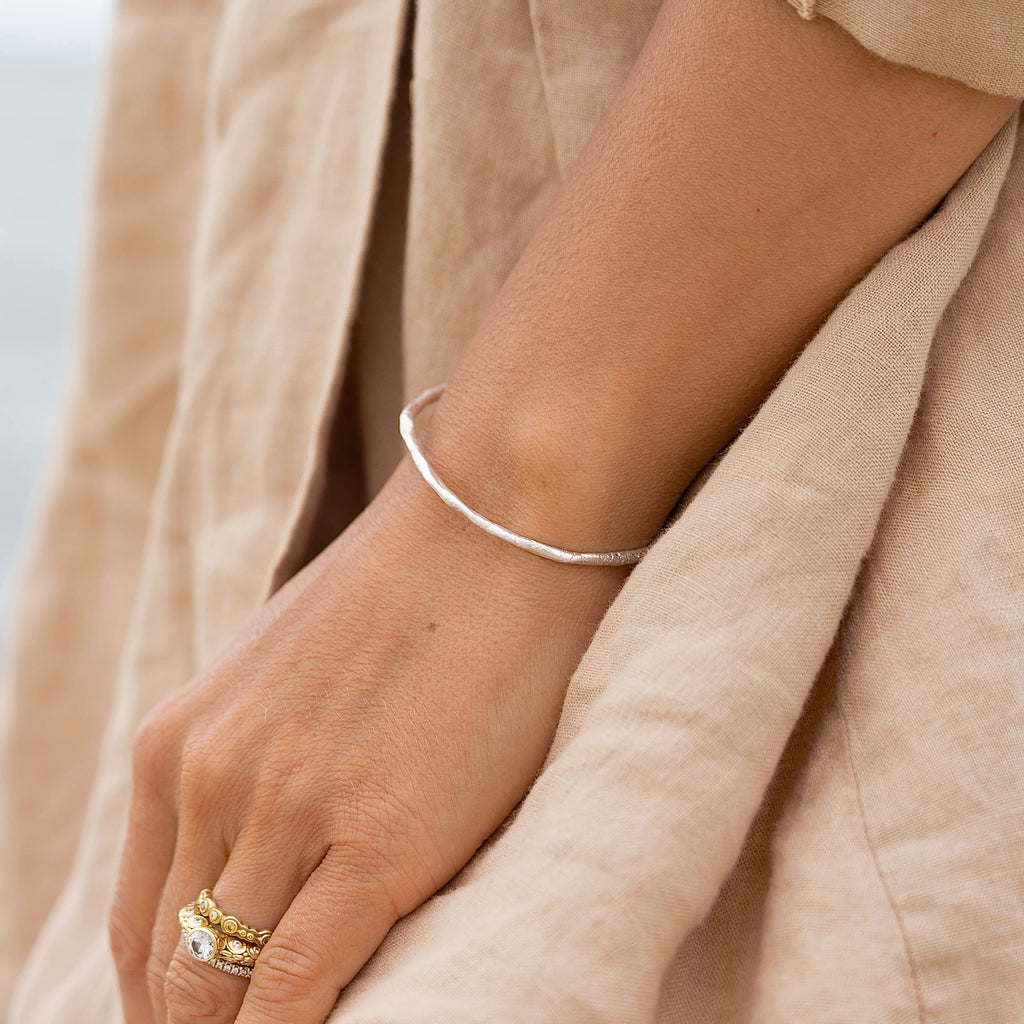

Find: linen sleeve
787;0;1024;98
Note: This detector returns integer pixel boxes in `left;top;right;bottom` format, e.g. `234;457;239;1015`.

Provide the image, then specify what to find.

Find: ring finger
148;833;229;1022
159;835;311;1024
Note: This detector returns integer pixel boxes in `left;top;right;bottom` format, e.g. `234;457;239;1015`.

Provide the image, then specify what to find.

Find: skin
109;1;1019;1023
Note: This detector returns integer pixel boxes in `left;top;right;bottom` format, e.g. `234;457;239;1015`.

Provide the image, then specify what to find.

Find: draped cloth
2;0;1022;1020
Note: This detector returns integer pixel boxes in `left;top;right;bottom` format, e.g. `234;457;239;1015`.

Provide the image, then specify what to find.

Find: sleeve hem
785;0;1024;98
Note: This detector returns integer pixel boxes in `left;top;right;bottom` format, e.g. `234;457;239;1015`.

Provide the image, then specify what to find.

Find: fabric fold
0;0;221;1006
788;0;1024;97
5;1;410;1020
4;0;1023;1019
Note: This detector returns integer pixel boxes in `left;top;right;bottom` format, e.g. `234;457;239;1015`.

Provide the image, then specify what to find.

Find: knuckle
330;783;401;855
177;736;234;824
315;846;405;929
252;940;321;998
107;901;149;978
362;847;424;922
332;800;438;916
131;708;172;781
163;953;237;1024
145;951;168;1016
177;753;214;819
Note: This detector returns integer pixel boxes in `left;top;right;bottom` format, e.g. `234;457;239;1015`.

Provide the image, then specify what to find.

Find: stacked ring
178;894;271;979
196;889;272;948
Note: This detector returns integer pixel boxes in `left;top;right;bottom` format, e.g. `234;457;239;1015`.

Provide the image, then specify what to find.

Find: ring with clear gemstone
177;895;266;980
185;927;218;963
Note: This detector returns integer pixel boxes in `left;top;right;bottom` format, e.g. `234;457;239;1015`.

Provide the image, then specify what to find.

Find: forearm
423;0;1017;553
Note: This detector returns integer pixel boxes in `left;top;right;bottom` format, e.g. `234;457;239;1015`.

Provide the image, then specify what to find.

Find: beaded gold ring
177;895;270;980
196;889;273;948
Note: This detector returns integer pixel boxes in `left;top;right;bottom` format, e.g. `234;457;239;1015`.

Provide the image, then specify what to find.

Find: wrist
327;453;630;621
402;385;650;566
417;374;685;558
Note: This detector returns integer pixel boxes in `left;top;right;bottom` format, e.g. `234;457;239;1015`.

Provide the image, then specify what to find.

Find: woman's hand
109;457;626;1024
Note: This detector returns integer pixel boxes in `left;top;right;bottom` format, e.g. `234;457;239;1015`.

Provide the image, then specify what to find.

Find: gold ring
178;894;271;979
197;889;273;947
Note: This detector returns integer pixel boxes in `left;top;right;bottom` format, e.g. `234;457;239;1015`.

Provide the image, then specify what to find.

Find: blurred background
0;0;113;637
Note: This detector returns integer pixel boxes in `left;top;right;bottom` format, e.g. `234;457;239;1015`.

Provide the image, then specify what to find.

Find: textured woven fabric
2;1;1022;1021
791;0;1024;97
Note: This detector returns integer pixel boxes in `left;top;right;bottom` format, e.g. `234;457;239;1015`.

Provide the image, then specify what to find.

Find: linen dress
2;0;1022;1020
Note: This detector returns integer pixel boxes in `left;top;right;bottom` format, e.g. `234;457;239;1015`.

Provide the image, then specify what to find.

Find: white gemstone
186;928;216;962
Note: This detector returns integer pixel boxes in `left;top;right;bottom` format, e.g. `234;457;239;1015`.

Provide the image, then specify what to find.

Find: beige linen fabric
791;0;1024;97
2;0;1023;1021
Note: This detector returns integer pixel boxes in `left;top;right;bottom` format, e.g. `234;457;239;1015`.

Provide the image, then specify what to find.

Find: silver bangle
399;384;651;566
